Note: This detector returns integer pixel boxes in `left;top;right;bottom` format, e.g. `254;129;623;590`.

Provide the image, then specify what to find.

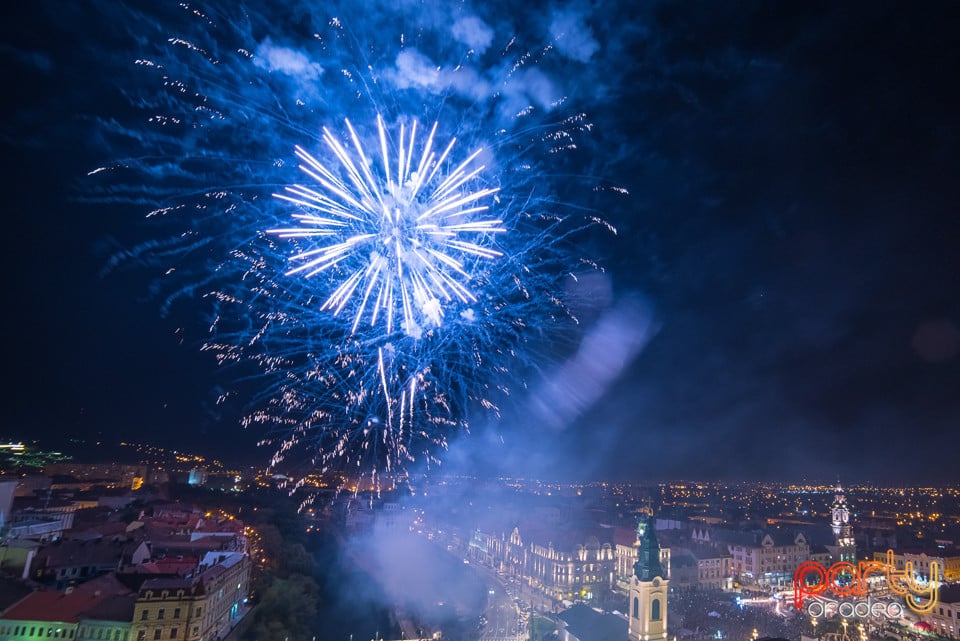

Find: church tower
628;515;668;641
831;483;856;564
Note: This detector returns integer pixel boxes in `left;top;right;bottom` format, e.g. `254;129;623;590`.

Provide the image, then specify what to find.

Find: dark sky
1;1;958;483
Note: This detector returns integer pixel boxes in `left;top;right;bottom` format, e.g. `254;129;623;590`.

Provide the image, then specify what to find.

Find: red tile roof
3;575;133;623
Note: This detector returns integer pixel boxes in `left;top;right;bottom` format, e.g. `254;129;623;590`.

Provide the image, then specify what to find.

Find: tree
241;574;319;641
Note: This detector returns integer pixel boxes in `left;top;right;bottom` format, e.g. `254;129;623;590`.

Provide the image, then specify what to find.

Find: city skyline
1;2;958;483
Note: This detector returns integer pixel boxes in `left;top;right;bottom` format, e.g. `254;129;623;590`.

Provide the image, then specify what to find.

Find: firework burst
90;1;619;493
270;116;503;340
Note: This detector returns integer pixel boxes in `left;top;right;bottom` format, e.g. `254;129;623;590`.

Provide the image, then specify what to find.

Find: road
470;561;528;641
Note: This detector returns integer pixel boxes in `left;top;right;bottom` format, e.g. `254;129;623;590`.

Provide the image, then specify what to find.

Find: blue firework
270;116;503;340
90;1;618;490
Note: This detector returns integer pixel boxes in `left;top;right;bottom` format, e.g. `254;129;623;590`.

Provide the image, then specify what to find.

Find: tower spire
628;514;668;641
634;514;665;581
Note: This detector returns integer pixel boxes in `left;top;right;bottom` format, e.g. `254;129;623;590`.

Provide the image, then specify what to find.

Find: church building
628;515;668;641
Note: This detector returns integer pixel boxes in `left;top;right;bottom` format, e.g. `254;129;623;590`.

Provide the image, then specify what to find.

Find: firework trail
90;1;621;492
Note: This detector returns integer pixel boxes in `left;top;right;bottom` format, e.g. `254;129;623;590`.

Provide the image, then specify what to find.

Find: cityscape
0;440;958;641
2;1;959;641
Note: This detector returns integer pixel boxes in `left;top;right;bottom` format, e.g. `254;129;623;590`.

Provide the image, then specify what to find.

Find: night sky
1;1;957;483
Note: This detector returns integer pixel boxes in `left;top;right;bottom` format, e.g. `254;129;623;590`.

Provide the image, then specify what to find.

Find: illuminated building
525;531;615;601
628;515;668;641
876;547;960;582
727;531;809;588
670;545;732;590
130;553;250;641
186;470;206;487
927;584;960;639
830;484;856;564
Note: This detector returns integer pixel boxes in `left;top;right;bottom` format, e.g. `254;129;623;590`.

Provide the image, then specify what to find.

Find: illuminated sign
793;550;939;615
804;598;903;619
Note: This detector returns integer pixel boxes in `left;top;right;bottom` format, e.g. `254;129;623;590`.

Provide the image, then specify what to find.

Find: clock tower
831;484;856;564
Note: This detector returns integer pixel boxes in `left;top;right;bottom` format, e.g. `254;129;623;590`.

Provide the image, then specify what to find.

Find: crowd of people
670;588;812;641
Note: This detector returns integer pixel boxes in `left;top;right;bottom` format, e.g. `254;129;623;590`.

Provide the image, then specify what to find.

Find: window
140;612;148;622
157;611;164;621
153;631;161;641
137;632;145;641
632;597;639;619
194;608;201;618
169;631;177;640
38;630;44;638
651;599;661;621
173;609;180;620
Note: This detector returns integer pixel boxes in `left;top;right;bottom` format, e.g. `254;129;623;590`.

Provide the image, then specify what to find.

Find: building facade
728;531;809;588
131;553;250;641
526;535;615;601
875;548;960;582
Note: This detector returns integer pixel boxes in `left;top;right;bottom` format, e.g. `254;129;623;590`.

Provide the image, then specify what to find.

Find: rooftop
3;574;133;623
558;604;627;641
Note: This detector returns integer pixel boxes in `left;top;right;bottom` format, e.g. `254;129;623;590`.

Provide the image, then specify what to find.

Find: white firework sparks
269;115;504;339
